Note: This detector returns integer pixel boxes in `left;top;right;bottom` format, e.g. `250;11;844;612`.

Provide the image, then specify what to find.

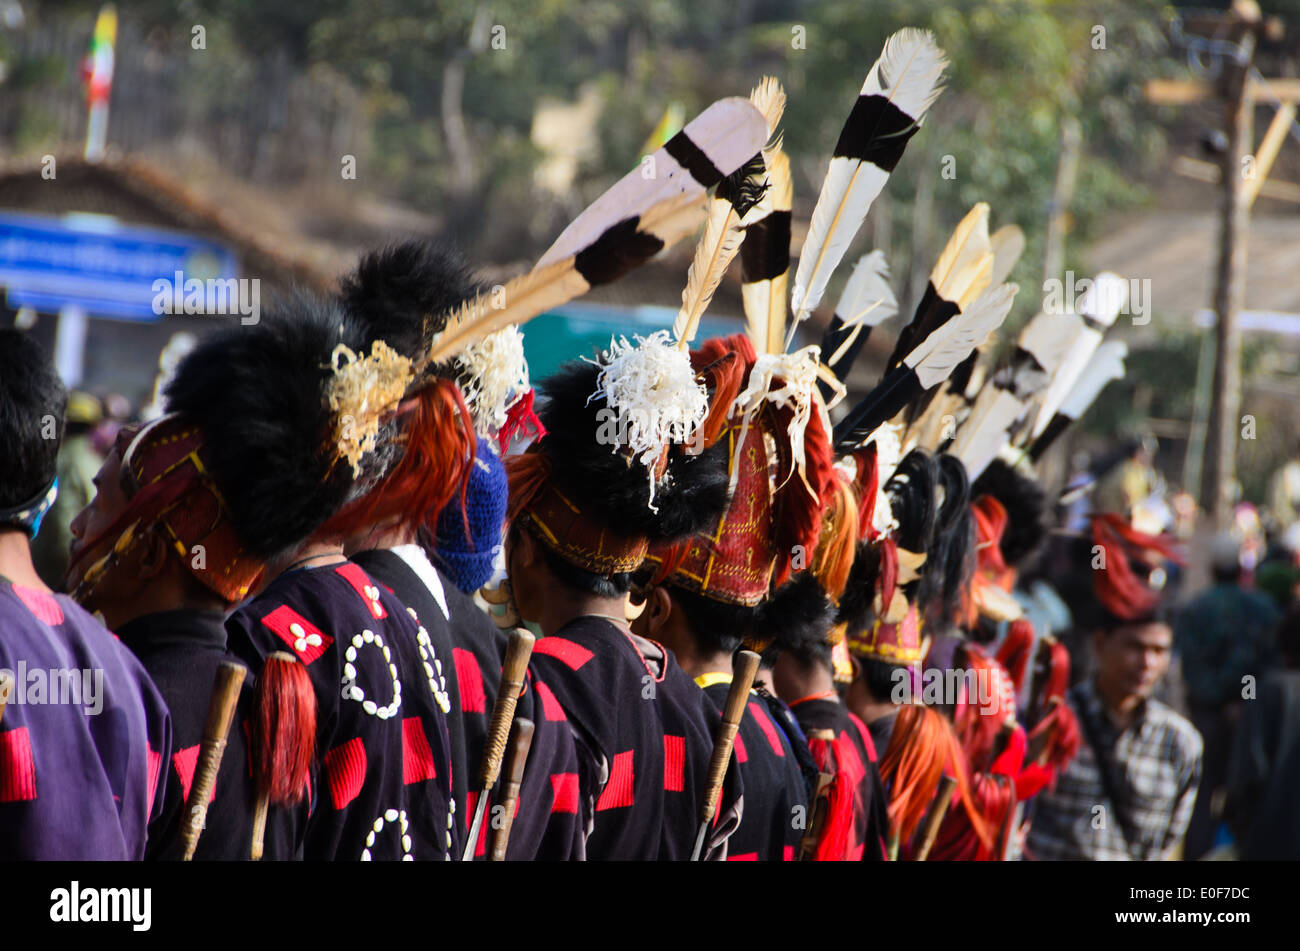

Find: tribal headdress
67;291;371;604
506;333;732;578
1087;512;1183;627
641;333;836;657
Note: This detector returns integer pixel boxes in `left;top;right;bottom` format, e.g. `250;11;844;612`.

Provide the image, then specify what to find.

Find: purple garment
0;577;171;860
225;561;456;861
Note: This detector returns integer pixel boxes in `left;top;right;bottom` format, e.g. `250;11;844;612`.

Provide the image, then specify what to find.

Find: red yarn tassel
251;652;316;806
996;618;1036;694
499;388;546;453
808;734;863;861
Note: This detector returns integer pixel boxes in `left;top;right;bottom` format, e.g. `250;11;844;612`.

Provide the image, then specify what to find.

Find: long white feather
833;250;897;330
790;29;947;325
906;283;1018;388
1059;340;1127;420
538;98;768;268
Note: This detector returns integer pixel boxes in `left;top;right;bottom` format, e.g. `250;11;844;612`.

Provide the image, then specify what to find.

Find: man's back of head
0;330;66;520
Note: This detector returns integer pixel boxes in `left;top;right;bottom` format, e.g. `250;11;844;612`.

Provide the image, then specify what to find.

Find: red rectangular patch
595;750;634;811
663;735;685;792
550;772;580;814
171;744;218;803
334;562;388;620
465;790;489;857
401;717;437;785
749;701;786;758
534;681;566;722
0;727;36;802
146;745;163;816
260;605;333;666
727;852;758;861
323;736;367;811
733;730;748;764
531;636;594;671
452;648;486;714
783;845;794;862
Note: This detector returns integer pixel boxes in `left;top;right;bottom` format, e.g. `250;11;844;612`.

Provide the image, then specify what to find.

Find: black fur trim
164;289;364;560
759;571;836;657
339;239;484;360
971;458;1048;569
837;540;881;632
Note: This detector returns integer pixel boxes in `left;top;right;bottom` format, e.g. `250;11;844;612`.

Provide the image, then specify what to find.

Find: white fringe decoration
457;325;530;436
588;329;708;507
729;345;821;499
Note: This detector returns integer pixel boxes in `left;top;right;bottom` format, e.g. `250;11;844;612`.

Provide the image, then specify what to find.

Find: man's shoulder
1144;697;1203;760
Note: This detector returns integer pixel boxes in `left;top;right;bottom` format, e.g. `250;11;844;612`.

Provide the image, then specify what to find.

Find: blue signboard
0;211;238;321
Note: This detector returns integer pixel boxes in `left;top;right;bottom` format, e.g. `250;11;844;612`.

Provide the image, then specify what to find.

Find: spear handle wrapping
487;718;535;861
699;650;761;825
182;661;247;861
478;628;535;790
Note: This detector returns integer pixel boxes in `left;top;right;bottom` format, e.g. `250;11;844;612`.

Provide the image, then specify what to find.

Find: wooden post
1204;4;1258;529
1042;116;1081;290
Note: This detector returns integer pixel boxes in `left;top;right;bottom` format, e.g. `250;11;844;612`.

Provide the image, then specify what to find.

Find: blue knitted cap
433;436;507;593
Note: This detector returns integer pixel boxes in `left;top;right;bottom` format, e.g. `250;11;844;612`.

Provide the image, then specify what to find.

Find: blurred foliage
5;0;1298;500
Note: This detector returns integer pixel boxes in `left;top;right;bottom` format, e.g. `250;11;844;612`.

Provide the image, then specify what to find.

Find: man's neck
348;524;415;554
0;530;46;591
660;630;732;681
533;587;629;639
782;659;838;705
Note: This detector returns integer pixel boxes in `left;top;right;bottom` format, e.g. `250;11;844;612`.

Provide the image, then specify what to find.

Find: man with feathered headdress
334;239;582;860
160;291;461;862
632;332;834;861
62;301;353;859
503;332;745;859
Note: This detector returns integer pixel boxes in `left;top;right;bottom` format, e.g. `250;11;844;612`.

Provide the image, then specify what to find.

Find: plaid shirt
1026;679;1202;860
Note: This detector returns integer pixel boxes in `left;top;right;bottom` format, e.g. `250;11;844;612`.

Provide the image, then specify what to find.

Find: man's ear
645;585;673;638
137;525;172;581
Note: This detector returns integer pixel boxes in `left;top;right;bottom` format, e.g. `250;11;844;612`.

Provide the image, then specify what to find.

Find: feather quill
822;250;897;374
885;203;992;370
1027;272;1127;440
1029;340;1127;461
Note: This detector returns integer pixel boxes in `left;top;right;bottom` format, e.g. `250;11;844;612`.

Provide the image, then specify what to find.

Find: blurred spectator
31;390;104;590
89;392;133;457
1267;438;1300;534
1094;435;1163;522
1172;532;1281;859
1224;604;1300;859
1028;615;1201;860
